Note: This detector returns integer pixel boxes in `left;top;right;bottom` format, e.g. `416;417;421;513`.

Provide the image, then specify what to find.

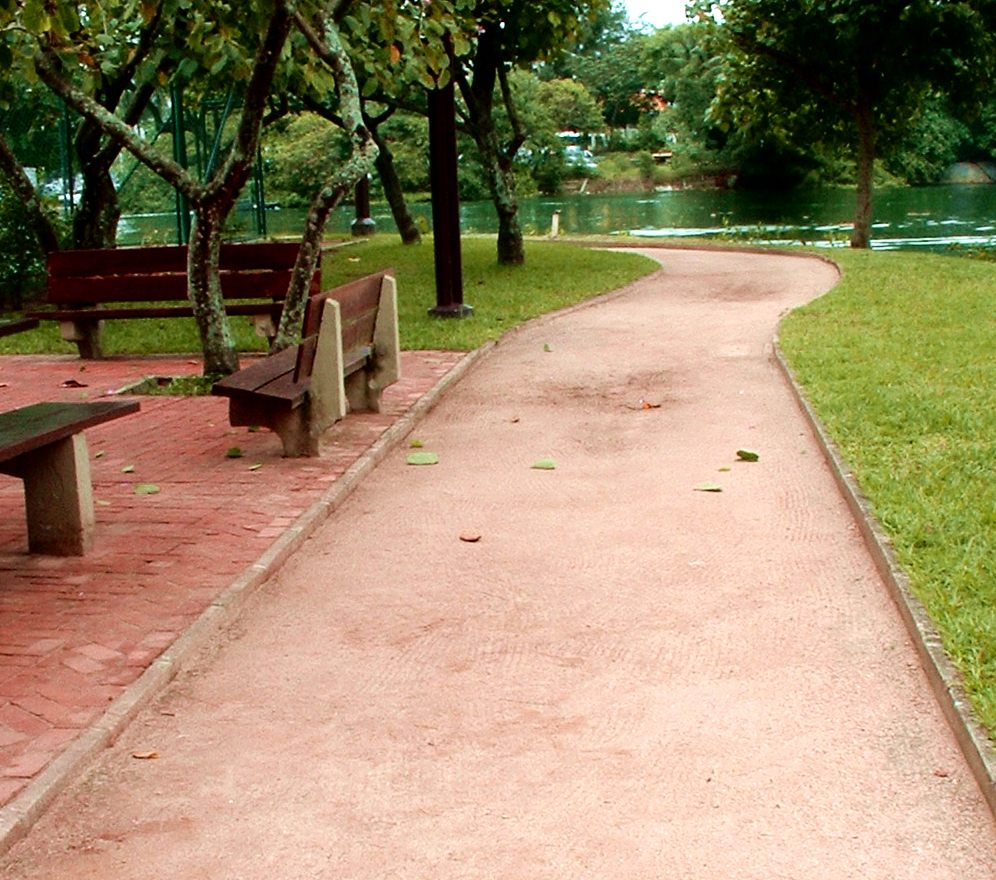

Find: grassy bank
779;249;996;737
0;237;657;357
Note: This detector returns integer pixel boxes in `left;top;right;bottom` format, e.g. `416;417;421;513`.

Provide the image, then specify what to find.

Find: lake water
120;183;996;252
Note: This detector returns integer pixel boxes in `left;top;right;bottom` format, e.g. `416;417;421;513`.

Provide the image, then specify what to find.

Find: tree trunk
272;9;379;352
0;132;61;254
187;207;239;376
467;84;524;265
455;23;525;266
371;126;421;245
72;165;120;249
851;101;876;249
483;142;525;265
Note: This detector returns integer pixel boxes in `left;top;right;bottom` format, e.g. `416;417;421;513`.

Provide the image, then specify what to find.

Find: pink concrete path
0;349;465;809
1;249;994;877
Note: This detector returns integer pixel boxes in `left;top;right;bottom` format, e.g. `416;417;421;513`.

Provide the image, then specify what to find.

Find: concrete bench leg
59;319;104;359
11;434;95;555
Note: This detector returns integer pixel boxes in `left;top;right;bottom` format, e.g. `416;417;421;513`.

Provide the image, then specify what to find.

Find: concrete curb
0;346;490;857
773;339;996;819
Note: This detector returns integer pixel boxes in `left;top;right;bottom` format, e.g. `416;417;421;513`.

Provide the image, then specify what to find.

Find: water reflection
119;184;996;252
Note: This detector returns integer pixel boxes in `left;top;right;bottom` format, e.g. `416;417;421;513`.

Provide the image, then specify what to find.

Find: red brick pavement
0;351;465;806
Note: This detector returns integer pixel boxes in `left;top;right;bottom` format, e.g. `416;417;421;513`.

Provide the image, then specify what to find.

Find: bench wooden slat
212;347;308;408
212;346;297;394
47;242;303;277
46;270;293;305
0;400;140;465
39;302;284;322
341;310;378;354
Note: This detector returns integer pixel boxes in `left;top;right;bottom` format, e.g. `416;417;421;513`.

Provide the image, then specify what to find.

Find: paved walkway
0;349;465;806
1;249;994;877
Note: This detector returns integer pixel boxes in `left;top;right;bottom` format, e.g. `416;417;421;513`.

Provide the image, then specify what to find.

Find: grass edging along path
779;249;996;742
0;238;658;357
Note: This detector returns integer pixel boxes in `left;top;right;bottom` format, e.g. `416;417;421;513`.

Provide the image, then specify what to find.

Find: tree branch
272;4;379;349
34;46;202;200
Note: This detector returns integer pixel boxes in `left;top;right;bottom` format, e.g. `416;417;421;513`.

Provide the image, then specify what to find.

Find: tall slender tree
445;0;609;265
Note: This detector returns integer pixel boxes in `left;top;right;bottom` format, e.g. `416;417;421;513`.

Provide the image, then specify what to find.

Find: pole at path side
427;83;472;317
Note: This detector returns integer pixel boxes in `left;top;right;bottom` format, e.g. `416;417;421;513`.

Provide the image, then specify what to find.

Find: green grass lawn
0;236;657;357
779;249;996;737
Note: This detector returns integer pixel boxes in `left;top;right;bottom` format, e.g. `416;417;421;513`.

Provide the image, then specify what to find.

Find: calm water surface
121;184;995;252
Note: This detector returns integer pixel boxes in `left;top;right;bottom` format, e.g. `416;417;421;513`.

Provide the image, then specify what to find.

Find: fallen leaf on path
135;484;160;495
736;449;759;462
225;447;244;459
409;438;425;448
132;750;159;760
407;451;439;466
459;532;482;543
531;458;556;470
248;463;263;471
121;464;135;473
61;379;88;388
694;482;723;492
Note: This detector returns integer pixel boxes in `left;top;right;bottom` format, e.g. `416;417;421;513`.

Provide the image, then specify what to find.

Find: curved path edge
0;345;493;857
774;338;996;818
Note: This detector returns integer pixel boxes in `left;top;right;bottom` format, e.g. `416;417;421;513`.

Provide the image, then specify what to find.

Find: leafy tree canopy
699;0;996;246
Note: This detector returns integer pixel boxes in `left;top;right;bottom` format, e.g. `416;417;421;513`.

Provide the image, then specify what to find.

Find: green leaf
531;458;557;470
694;482;723;492
736;449;760;462
407;451;439;466
226;447;244;459
543;343;552;352
135;484;160;495
409;439;425;448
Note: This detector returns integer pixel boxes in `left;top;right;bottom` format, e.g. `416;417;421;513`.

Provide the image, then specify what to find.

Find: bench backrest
293;270;394;384
46;243;320;305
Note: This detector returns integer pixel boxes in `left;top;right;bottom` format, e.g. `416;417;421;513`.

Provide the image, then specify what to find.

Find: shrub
0;181;62;309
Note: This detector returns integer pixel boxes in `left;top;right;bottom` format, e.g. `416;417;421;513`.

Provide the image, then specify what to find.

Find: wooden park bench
28;242;319;358
0;399;139;555
212;270;400;457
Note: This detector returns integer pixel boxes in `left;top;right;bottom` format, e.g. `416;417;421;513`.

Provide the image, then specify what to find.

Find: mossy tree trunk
271;8;379;352
187;206;239;375
452;23;526;266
